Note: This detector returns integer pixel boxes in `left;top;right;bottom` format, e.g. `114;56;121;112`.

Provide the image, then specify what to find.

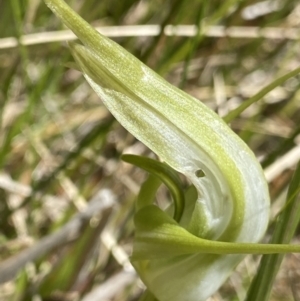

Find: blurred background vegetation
0;0;300;300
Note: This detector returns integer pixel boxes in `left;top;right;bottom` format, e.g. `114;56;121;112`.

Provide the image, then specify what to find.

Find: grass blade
245;160;300;301
224;67;300;123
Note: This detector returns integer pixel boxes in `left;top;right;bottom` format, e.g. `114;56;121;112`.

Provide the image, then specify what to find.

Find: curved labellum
44;1;272;300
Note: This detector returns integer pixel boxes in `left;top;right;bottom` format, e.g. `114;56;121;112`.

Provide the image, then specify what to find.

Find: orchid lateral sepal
132;205;300;260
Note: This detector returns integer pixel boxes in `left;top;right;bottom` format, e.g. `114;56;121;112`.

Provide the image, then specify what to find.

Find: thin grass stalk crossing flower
43;1;300;300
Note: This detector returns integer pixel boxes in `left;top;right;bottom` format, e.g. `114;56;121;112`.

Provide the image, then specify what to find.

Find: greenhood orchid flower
43;1;300;300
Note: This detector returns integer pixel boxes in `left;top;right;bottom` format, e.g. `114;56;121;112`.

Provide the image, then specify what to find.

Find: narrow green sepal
132;205;300;261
